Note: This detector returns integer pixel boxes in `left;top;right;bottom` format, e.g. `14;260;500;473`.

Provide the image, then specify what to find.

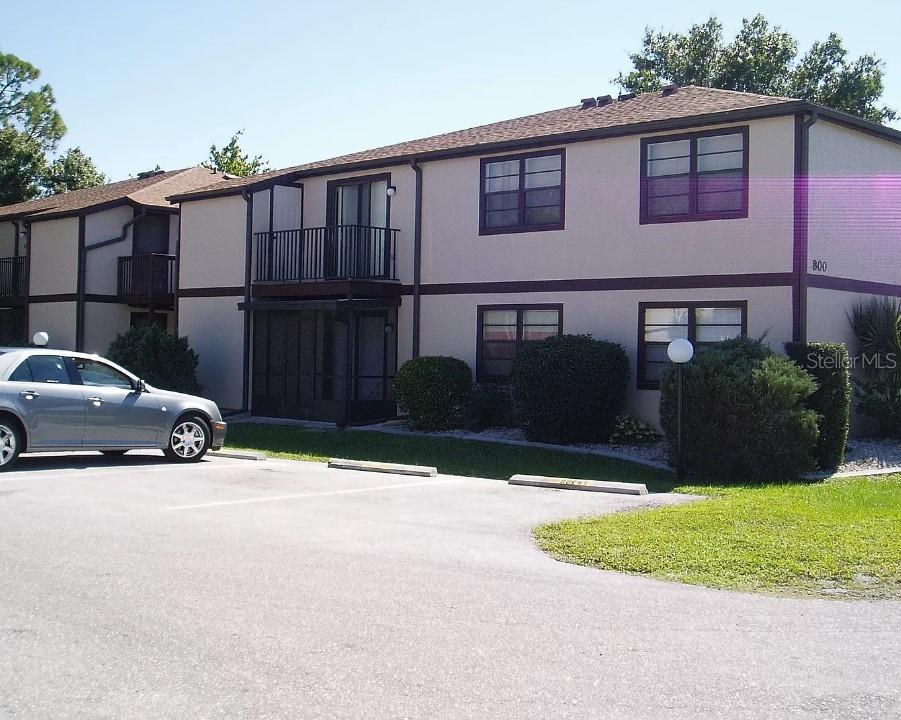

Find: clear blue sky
5;0;901;181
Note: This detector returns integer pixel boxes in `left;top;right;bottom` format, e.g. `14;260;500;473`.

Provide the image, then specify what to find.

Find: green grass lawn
224;422;673;490
536;476;901;599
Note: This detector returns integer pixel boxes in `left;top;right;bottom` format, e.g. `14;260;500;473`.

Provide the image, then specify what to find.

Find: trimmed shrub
393;355;472;430
463;383;516;430
107;325;202;394
609;415;661;445
512;334;629;444
849;297;901;438
785;342;851;468
659;336;819;482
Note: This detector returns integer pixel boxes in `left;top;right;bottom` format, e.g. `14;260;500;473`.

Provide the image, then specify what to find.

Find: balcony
117;253;176;306
253;225;399;299
0;256;26;298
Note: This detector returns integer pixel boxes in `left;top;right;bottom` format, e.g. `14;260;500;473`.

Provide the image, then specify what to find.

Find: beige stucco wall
28;217;79;296
83;302;132;354
418;285;793;426
29;301;76;349
179;195;247;288
420;117;796;286
808;120;901;285
178;295;244;410
84;205;135;295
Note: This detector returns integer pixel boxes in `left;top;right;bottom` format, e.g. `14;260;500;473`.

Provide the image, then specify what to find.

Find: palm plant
848;298;901;437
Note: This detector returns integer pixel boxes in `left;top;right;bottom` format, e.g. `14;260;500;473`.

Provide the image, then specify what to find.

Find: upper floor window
477;304;563;382
640;128;748;224
637;302;747;389
480;150;565;234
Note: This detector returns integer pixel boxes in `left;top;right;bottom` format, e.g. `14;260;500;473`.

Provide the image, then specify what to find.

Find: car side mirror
133;379;146;393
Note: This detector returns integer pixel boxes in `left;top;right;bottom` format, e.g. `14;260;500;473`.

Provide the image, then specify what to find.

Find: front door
70;357;163;447
6;354;85;448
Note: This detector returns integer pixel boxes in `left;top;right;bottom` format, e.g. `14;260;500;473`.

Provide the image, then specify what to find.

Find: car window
74;359;134;389
9;355;71;384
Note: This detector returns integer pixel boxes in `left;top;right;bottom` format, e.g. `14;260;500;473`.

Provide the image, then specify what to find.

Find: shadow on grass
226;423;682;492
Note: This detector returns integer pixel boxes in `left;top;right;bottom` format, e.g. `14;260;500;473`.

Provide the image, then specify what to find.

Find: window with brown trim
477;304;563;381
638;301;747;389
640;127;749;224
480;150;565;234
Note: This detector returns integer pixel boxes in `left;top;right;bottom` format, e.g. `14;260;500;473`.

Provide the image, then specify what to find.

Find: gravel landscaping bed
840;438;901;473
363;421;901;476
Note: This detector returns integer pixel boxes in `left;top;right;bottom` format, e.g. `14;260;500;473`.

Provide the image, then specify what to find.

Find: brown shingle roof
169;86;804;201
0;166;228;221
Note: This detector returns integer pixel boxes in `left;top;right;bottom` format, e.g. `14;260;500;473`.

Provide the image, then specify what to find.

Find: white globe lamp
32;331;50;347
667;338;694;364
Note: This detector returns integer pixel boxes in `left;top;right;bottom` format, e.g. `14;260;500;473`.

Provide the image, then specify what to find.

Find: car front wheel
0;421;22;471
164;416;211;463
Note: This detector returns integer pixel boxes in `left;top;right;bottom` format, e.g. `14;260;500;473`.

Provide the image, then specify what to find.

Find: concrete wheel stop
509;474;648;495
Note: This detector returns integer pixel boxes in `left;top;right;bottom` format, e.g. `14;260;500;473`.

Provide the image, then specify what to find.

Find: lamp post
667;338;694;481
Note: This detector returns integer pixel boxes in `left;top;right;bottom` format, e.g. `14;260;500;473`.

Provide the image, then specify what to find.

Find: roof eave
167;100;812;204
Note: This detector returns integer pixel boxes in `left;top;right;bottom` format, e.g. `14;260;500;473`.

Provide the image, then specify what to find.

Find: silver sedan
0;348;227;470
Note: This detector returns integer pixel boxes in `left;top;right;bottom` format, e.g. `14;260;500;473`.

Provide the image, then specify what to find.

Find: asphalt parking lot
1;453;899;719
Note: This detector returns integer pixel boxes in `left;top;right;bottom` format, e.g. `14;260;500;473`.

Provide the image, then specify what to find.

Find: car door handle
87;396;103;406
19;390;39;400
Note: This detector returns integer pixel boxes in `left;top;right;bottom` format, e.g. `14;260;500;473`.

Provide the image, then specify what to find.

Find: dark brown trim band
807;274;901;297
83;294;121;304
28;293;79;303
178;286;245;298
75;215;86;351
401;272;794;296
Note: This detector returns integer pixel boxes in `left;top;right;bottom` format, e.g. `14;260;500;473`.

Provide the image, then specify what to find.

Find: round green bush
107;325;202;395
394;356;472;430
659;336;819;482
512;334;629;444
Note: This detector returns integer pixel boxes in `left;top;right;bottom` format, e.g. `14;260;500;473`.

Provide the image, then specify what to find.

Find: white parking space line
167;477;468;511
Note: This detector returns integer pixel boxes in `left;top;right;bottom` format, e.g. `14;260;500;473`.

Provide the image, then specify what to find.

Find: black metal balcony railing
0;256;26;296
117;253;176;301
254;225;398;283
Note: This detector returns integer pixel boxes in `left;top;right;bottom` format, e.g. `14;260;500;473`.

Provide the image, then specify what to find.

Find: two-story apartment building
166;86;901;426
0;167;226;352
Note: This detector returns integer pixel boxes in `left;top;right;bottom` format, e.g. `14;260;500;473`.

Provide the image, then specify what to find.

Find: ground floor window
638;301;746;389
477;304;562;382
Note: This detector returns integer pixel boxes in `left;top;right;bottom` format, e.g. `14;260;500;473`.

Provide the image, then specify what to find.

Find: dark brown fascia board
0;197;176;224
812;106;901;144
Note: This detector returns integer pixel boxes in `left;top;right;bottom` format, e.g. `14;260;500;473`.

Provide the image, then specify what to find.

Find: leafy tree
0;50;68;203
616;15;895;123
0;51;66;149
0;127;45;204
203;129;268;177
42;147;106;195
